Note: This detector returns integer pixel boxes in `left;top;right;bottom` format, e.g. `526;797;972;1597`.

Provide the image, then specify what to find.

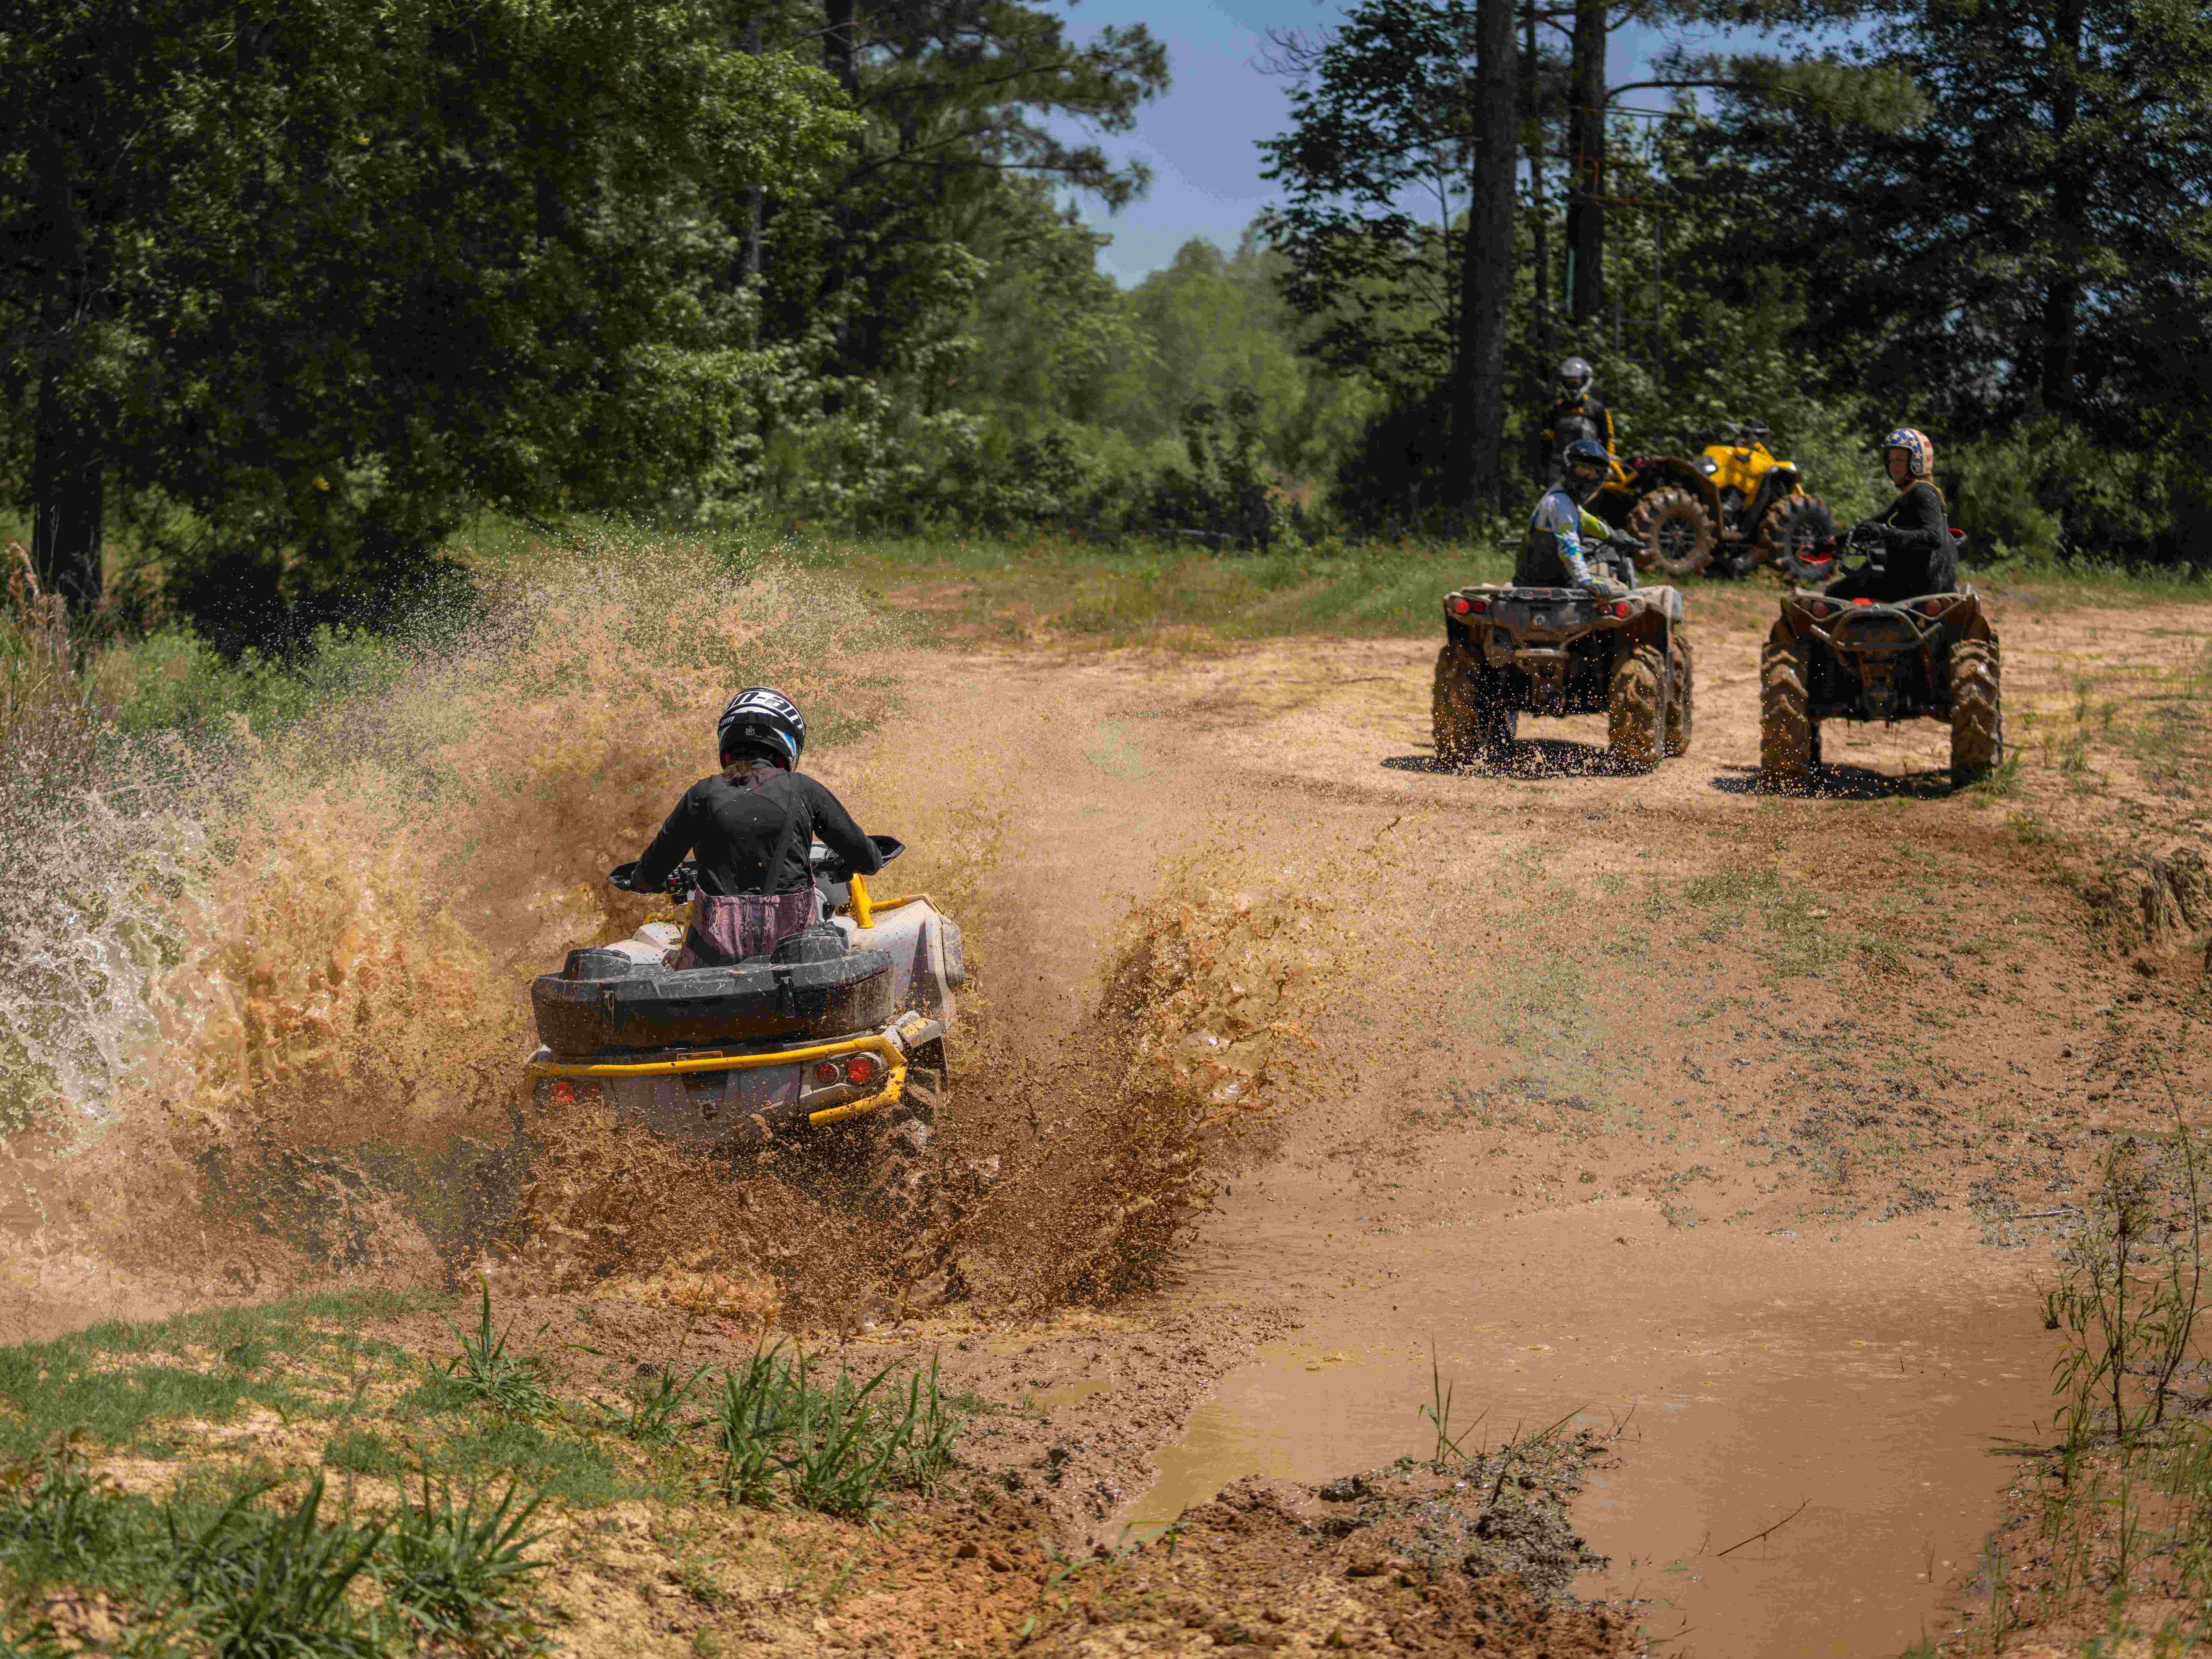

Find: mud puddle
1121;1206;2057;1658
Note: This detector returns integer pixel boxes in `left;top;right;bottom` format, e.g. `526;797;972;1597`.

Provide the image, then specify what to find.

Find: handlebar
607;835;905;899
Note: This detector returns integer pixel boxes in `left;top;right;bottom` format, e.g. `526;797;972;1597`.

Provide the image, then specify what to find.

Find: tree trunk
1453;0;1519;518
2039;0;2086;411
1524;0;1551;469
31;361;104;613
823;0;857;93
1564;0;1606;323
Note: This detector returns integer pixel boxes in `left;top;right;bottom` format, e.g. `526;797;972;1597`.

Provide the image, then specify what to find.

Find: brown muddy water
1121;1202;2059;1659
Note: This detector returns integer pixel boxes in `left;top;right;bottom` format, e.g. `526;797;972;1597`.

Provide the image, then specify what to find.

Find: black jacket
1830;482;1956;601
634;761;883;897
1544;397;1616;460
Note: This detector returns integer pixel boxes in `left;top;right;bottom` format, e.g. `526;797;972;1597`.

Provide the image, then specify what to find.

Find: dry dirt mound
2089;840;2212;967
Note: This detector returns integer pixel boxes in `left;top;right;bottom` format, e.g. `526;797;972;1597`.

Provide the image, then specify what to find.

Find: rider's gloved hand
1584;575;1629;600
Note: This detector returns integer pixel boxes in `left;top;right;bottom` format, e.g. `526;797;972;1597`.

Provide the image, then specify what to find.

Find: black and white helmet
1558;357;1595;400
717;687;806;766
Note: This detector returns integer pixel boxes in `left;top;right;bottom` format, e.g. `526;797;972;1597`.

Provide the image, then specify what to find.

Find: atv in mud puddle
1432;560;1694;770
526;837;964;1204
1759;526;1999;791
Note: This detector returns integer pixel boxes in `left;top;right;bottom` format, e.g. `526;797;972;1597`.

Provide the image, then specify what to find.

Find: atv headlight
1697;457;1718;476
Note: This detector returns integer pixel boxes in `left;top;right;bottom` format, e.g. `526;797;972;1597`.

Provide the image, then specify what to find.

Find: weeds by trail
0;1283;966;1653
710;1344;960;1519
1967;1068;2212;1654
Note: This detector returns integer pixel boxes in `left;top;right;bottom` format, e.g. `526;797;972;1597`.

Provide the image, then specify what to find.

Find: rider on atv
1540;357;1616;485
1825;427;1956;603
619;687;883;968
1521;438;1639;599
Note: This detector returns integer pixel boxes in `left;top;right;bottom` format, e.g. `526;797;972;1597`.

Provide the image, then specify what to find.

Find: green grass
709;1345;963;1520
0;1290;438;1463
792;527;2212;646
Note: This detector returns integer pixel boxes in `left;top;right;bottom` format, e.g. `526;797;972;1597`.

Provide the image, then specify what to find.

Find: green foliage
591;1363;710;1448
375;1479;546;1655
1;0;856;644
161;1477;388;1659
709;1343;964;1519
441;1283;557;1420
1687;0;2212;566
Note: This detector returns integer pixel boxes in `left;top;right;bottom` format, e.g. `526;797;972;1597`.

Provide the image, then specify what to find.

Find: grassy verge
0;1285;965;1656
1931;1118;2212;1655
796;530;2212;652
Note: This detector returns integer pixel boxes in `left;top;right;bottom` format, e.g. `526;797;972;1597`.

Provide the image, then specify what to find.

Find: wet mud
3;553;2208;1653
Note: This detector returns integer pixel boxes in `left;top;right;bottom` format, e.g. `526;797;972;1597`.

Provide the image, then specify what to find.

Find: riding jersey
634;759;882;899
1520;486;1614;588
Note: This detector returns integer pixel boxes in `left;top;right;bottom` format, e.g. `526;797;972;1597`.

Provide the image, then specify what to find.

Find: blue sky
1055;0;1770;284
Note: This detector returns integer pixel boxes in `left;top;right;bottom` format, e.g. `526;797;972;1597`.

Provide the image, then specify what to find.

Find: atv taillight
540;1076;605;1108
1470;599;1488;614
1448;596;1474;617
845;1053;883;1088
1609;601;1631;618
1852;597;1873;606
1810;600;1832;618
812;1061;841;1087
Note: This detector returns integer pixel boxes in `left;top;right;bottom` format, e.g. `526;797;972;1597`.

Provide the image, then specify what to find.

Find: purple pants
668;889;822;968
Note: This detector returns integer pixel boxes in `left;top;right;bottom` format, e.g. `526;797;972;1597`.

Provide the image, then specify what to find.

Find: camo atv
1759;531;1999;791
1433;580;1694;769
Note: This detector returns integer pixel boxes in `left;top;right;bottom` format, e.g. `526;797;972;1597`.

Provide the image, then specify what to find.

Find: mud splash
0;531;1353;1337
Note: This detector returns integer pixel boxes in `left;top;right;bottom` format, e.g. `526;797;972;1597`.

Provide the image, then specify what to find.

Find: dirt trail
7;572;2206;1656
868;592;2212;1656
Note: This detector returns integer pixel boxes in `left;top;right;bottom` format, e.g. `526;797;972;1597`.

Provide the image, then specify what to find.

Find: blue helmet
717;687;806;766
1564;437;1611;480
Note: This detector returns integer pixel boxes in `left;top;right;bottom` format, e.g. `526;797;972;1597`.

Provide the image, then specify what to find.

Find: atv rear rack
526;1012;945;1127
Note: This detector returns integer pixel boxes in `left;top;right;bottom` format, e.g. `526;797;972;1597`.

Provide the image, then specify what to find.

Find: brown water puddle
1122;1205;2057;1658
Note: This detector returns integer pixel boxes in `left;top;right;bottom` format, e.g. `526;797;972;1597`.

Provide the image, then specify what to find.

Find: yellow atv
1614;420;1836;581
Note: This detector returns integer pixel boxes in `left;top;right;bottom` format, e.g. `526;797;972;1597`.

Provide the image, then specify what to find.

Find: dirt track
826;587;2212;1655
8;573;2209;1657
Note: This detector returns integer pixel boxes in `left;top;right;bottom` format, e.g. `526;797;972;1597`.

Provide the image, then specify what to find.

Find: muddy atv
1433;561;1694;771
1601;420;1836;581
1759;528;1999;791
525;837;964;1199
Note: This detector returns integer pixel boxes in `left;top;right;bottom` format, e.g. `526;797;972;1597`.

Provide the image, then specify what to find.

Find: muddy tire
1665;633;1694;758
1608;639;1664;769
1950;637;2002;788
1432;644;1478;764
1432;643;1513;765
1759;634;1813;791
1762;494;1839;584
1628;488;1717;577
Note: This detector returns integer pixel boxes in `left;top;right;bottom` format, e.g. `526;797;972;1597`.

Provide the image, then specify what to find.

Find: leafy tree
1688;0;2212;560
0;0;852;642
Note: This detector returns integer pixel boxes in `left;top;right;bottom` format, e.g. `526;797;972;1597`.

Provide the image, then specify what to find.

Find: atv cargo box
531;930;896;1056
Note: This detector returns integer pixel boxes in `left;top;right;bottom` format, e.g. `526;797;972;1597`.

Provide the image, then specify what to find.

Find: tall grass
709;1343;960;1520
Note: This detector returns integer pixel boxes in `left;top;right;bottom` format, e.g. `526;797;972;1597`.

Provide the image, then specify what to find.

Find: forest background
4;0;2210;666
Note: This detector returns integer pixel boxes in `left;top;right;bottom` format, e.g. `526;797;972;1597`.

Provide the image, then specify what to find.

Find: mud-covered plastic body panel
527;881;964;1148
1772;586;1992;723
1440;583;1681;719
531;941;895;1055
